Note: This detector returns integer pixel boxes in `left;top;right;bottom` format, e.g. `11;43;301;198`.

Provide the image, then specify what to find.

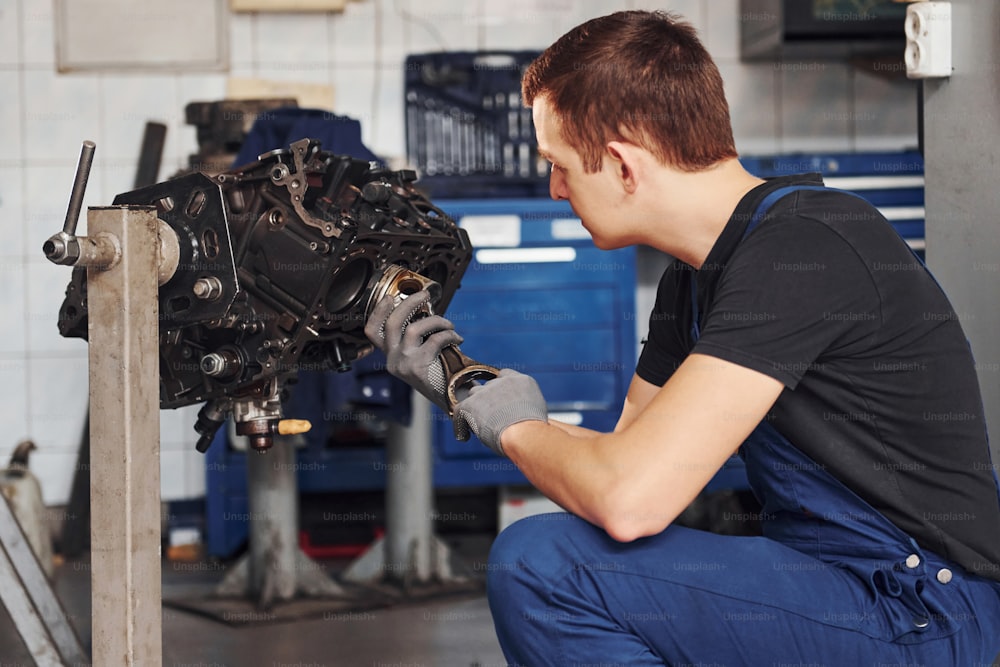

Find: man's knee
489;513;559;579
488;512;590;570
486;513;588;605
486;513;584;641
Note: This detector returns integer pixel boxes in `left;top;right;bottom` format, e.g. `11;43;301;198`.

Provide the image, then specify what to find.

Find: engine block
58;138;472;450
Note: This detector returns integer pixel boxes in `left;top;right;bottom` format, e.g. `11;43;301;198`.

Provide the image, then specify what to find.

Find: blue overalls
486;187;1000;666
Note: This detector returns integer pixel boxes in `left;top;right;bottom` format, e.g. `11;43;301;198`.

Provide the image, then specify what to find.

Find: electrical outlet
905;1;952;79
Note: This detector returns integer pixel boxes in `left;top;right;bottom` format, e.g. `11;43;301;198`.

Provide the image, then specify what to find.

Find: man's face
531;95;625;250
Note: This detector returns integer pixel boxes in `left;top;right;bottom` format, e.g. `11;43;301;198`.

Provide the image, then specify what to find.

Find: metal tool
42;141;114;268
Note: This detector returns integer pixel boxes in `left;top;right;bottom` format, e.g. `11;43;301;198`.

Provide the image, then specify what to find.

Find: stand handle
43;140;97;265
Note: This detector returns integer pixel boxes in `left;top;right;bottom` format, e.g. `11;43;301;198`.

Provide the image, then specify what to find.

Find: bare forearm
501;420;617;528
548;419;601;438
501;418;720;542
471;356;784;542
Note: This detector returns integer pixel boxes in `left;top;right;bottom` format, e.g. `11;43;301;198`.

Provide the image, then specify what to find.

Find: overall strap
743;185;872;241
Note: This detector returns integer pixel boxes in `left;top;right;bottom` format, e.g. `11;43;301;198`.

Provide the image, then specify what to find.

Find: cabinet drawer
460;328;620;370
446;286;620;331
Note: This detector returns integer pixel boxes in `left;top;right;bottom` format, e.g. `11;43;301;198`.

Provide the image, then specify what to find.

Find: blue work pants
487;422;1000;665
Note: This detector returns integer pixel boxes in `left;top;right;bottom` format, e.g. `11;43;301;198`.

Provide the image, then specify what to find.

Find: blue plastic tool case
404;50;548;198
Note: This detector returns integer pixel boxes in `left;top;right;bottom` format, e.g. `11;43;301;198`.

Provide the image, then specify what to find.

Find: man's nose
549;168;568;200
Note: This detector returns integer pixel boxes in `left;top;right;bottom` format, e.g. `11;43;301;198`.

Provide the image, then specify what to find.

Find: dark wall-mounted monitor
741;0;908;61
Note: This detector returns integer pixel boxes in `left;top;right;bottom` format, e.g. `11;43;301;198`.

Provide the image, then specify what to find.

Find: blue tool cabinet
431;198;638;465
204;198;638;558
740;151;926;252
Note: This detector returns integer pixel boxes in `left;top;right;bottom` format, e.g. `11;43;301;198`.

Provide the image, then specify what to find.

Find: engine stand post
87;206;163;666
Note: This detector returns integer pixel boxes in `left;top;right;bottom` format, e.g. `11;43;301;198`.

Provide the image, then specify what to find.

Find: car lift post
342;393;468;588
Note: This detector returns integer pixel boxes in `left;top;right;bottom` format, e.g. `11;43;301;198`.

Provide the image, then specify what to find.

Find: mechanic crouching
365;10;1000;666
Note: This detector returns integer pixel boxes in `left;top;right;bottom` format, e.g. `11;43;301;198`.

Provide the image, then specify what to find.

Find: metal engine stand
44;141;164;665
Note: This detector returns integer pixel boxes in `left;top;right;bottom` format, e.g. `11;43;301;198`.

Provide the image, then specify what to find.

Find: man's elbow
595;492;675;543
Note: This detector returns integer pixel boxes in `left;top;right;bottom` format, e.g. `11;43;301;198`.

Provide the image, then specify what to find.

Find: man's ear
606;141;640;194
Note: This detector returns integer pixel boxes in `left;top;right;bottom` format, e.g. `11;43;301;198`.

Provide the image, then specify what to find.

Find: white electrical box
905;1;952;79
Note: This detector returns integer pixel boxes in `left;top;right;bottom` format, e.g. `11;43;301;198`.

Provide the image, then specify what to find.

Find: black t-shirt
636;174;1000;582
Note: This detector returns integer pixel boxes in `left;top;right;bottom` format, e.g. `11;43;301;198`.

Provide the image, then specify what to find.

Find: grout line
0;350;89;361
371;0;383;139
477;0;485;50
250;11;259;77
16;0;35;437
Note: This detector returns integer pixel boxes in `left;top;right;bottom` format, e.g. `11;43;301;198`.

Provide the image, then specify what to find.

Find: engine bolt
193;276;223;300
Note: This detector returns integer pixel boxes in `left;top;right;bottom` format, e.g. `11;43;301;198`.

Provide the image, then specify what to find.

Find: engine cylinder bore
325;259;373;314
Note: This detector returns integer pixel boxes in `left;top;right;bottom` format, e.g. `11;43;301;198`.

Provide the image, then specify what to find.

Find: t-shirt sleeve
692;217;881;388
635;263;690;387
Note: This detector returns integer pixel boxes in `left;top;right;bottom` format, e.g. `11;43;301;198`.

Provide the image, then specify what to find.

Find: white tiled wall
0;0;918;504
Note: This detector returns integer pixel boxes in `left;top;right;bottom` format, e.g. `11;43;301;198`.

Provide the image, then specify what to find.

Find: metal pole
87;206;162;666
215;428;345;605
385;393;434;583
342;392;471;588
246;441;298;606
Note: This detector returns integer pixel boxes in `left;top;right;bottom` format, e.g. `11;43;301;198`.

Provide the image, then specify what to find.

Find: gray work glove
454;369;548;456
364;289;460;411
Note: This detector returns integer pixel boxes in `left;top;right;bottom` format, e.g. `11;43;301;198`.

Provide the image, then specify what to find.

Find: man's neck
638;159;764;268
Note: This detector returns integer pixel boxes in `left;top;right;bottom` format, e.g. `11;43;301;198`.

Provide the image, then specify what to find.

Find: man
366;10;1000;666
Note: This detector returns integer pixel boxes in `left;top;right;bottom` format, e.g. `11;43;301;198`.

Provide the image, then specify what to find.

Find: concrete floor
0;536;506;667
4;538;999;666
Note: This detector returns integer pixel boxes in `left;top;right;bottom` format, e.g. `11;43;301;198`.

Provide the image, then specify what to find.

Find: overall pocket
848;558;962;644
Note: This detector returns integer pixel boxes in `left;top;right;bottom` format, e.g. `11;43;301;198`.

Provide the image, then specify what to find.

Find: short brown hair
522;11;738;173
